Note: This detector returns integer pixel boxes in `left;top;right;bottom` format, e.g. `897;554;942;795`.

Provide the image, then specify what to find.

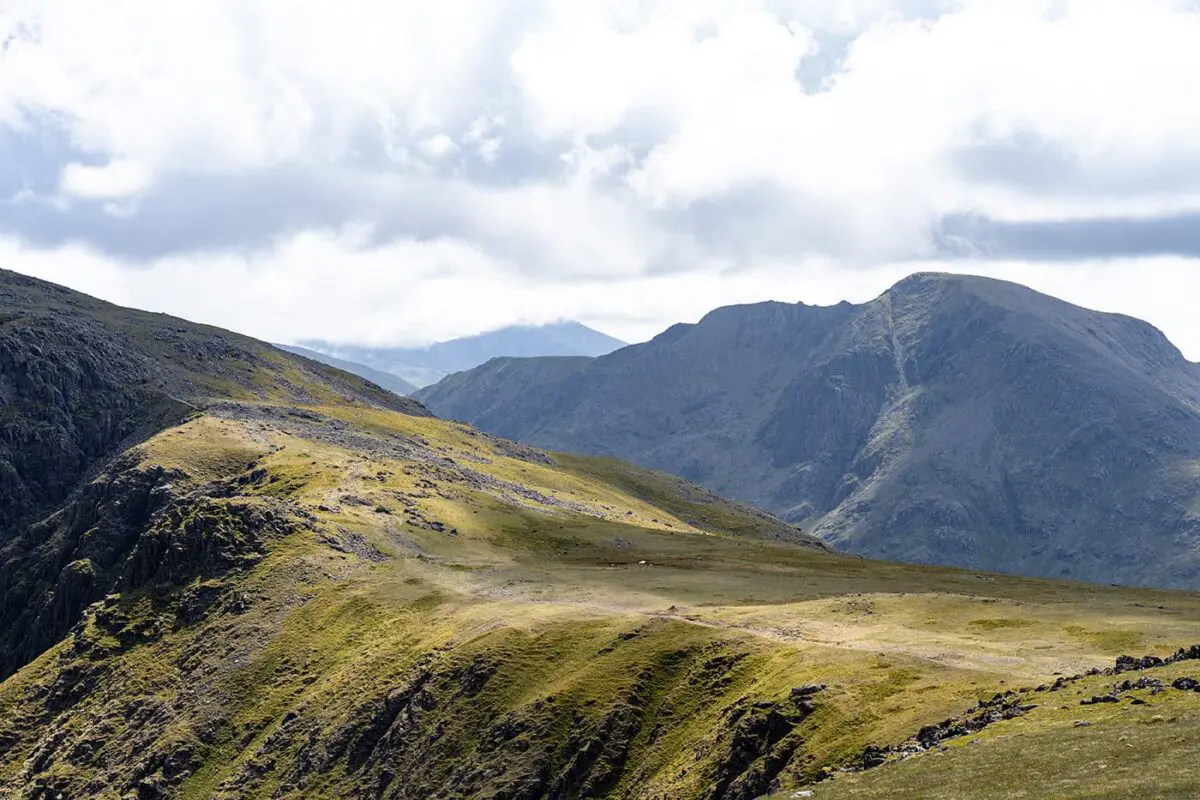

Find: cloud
9;231;1200;365
938;212;1200;261
58;159;151;200
2;0;1200;354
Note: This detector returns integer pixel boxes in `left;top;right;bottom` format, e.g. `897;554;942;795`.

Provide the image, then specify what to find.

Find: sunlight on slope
4;398;1200;798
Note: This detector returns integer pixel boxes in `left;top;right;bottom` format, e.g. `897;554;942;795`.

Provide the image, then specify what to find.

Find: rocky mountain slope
275;344;419;396
0;269;421;539
5;272;1200;799
417;273;1200;589
0;268;427;677
299;320;626;388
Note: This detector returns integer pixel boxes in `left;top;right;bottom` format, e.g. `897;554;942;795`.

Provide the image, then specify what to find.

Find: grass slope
2;395;1198;799
793;659;1200;799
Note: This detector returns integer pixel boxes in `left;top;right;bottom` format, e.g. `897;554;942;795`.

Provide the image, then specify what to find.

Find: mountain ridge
0;267;432;677
417;272;1200;588
0;268;424;537
297;320;627;388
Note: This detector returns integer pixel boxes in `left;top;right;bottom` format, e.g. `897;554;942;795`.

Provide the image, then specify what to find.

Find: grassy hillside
791;657;1200;799
3;392;1200;798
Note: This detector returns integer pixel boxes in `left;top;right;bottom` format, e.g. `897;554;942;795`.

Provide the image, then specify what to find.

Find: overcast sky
3;1;1200;357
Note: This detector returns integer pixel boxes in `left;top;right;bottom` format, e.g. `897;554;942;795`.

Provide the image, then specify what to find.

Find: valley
293;322;627;390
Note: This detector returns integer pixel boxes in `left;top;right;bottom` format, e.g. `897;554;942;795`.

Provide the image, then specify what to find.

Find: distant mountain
417;272;1200;589
275;343;419;395
297;321;626;388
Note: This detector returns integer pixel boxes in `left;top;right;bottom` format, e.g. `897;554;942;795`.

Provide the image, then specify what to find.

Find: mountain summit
417;272;1200;588
295;320;626;389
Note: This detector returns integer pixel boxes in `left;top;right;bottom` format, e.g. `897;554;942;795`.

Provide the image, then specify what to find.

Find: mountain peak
419;273;1200;589
882;270;1032;304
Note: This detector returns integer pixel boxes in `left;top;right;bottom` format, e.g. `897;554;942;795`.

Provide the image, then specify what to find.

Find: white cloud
2;0;1200;356
59;160;151;199
6;232;1200;364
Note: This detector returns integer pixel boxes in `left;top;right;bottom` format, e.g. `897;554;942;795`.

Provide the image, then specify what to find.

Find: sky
2;0;1200;357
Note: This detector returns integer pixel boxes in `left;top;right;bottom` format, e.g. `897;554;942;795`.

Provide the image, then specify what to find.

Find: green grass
794;663;1200;799
554;451;814;543
968;618;1038;631
4;401;1200;798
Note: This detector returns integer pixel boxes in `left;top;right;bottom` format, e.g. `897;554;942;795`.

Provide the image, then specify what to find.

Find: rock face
0;454;305;678
0;268;425;538
417;272;1200;588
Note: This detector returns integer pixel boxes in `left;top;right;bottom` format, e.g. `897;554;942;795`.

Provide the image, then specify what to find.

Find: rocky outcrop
0;310;193;535
0;451;309;679
846;643;1200;776
700;694;816;800
0;456;178;677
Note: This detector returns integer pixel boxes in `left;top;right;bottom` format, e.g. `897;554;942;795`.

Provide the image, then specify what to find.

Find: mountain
0;268;426;677
417;272;1200;589
0;269;422;539
6;271;1200;800
275;343;419;395
297;320;626;388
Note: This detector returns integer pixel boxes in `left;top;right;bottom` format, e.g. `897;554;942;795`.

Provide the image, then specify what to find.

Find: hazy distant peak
293;320;626;389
